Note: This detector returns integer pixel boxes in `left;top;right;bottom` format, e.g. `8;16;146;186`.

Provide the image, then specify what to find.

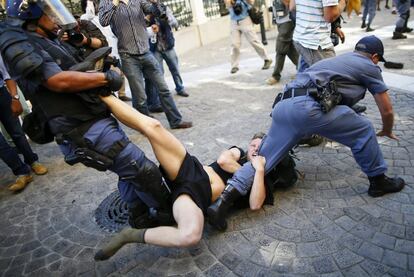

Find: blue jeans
363;0;377;25
153;48;185;93
228;95;387;195
0;87;35;175
120;51;182;128
145;77;161;111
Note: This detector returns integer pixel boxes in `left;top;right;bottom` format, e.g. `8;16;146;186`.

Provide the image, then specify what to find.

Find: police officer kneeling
209;35;406;230
2;0;173;228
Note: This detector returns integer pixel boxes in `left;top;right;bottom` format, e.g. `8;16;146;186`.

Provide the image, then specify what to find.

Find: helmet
6;0;43;20
6;0;76;30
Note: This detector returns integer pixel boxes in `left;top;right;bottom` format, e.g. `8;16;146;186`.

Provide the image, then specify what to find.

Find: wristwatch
12;94;20;100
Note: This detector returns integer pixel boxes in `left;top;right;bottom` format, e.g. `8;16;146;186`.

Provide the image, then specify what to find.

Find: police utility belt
55;123;129;172
272;81;342;113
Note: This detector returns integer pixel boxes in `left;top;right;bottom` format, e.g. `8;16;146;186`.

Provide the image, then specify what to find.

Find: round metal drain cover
95;191;129;232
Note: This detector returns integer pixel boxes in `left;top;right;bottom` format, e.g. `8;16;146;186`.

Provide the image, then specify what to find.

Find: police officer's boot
368;174;406;197
127;201;158;229
392;28;407;40
207;185;241;231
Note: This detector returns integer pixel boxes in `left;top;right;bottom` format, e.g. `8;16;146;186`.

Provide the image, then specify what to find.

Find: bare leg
94;195;204;260
100;95;185;180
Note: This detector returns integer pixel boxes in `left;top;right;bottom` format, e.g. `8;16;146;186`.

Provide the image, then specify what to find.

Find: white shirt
293;0;337;50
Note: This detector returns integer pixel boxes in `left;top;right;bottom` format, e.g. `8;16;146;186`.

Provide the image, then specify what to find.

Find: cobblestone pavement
1;9;414;277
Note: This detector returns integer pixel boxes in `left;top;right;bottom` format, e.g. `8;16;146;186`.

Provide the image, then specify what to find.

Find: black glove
104;69;123;91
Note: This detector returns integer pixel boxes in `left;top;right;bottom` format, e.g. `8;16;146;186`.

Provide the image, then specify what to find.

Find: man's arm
44;71;108;93
249;155;266;210
374;91;398;140
5;79;23;117
99;0;118;27
224;0;233;9
82;20;109;49
217;148;242;173
323;0;346;23
289;0;295;11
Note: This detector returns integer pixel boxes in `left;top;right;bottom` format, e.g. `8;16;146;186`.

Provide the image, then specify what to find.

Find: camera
273;0;287;17
155;2;168;20
67;30;84;45
330;33;339;47
233;2;243;15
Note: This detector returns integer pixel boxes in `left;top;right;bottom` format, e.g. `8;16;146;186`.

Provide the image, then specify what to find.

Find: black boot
392;28;408;40
368;174;406;197
361;21;366;29
207;185;242;231
366;25;375;32
127;201;156;229
351;104;367;114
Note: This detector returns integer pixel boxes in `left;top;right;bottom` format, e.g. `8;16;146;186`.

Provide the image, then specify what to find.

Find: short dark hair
251;132;265;140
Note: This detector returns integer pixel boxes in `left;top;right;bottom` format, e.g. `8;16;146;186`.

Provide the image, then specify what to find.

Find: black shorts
160;153;212;214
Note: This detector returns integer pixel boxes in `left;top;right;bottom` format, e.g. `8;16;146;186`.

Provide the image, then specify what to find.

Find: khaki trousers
230;16;269;68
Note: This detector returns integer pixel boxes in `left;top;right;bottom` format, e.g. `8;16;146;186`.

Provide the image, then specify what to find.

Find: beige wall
174;14;273;55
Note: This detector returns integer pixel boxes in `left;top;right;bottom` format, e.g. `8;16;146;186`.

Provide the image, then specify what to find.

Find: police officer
208;35;406;230
392;0;412;39
3;0;172;227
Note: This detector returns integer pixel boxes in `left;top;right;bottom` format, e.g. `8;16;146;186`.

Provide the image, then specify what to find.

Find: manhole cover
95;191;129;232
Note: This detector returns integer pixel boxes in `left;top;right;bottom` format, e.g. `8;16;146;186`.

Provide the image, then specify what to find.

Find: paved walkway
0;9;414;277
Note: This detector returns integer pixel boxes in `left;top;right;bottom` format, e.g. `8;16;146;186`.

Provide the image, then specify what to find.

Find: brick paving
0;9;414;277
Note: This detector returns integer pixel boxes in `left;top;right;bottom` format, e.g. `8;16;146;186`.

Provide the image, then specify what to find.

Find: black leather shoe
207;185;241;231
351;104;367;114
262;59;273;70
402;27;413;33
177;91;189;97
361;22;366;29
392;32;407;40
171;121;193;129
366;26;375;32
231;67;239;74
368;174;406;197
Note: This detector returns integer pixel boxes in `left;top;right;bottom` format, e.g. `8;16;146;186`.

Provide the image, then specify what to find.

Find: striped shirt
293;0;337;50
99;0;156;55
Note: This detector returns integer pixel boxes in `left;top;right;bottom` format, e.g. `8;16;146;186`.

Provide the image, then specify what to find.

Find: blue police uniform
16;32;160;208
228;51;388;195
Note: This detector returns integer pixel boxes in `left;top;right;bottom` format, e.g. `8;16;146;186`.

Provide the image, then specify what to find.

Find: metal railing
164;0;194;27
203;0;221;18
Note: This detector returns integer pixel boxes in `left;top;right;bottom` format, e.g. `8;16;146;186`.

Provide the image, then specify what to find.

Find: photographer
99;0;192;129
266;0;298;85
224;0;272;74
60;16;108;59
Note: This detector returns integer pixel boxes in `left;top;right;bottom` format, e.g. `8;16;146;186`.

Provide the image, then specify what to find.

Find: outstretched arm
99;95;186;180
249;155;266;210
374;91;397;140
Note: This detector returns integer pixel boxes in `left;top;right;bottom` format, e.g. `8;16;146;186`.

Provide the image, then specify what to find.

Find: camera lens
68;31;84;44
